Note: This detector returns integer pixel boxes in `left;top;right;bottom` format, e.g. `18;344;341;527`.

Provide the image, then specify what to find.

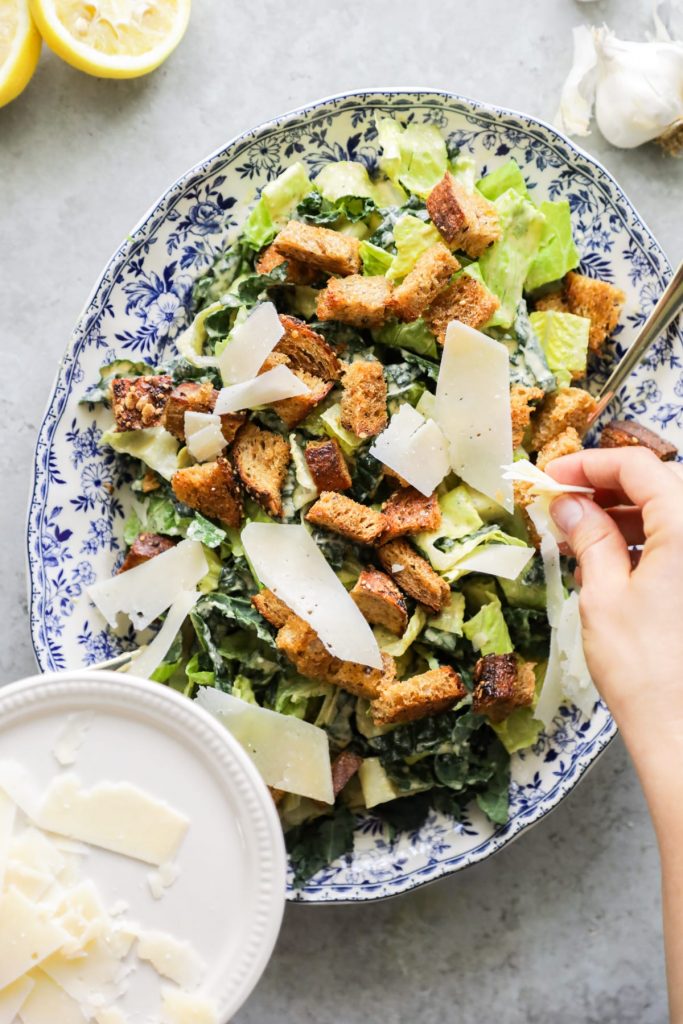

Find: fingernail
551;495;585;534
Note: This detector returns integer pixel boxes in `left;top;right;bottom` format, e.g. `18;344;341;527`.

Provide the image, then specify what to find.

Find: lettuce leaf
477;159;528;201
415;487;485;569
479;189;546;329
243;162;312;250
529;309;590;386
525;200;580;292
81;359;157;405
490;663;545;754
372;317;438;358
463;597;514;655
449;154;476;190
360;240;394;276
320;403;364;456
314;161;378;202
376;116;447;197
101;427;180;481
374;607;427;657
507;300;557;393
386;213;442;282
296;191;376;226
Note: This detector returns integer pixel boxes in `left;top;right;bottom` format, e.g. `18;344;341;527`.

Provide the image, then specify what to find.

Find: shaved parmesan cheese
160;986;218;1024
51;881;111;956
534;628;564;728
16;970;87;1024
0;889;69;988
369;405;449;497
41;933;132;1009
94;1009;128;1024
136;929;206;989
196;688;334;804
4;862;54;902
37;774;189;866
131;590;200;679
0;761;42;820
358;758;400;809
10;828;66;879
213;365;309;415
216;301;284;385
86;539;208;631
175;302;221;370
556;592;598;717
184;412;226;463
0;975;34;1024
147;861;181;900
435;321;514;512
53;713;94;768
502;460;593;496
241;522;382;669
0;789;16;889
527;504;565;628
453;544;535;580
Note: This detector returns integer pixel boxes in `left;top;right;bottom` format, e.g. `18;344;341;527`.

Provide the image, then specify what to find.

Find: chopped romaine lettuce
490;663;545;753
376;116;447;197
449;154;476;190
426;592;466;635
477;159;528;201
360;240;394;276
529;309;590;386
81;358;157;405
314;161;377;202
386;213;442;282
320;403;364;456
186;513;227;549
101;427;180;481
243;162;312;250
525;200;580;293
415;486;484;566
507;300;557;393
374;607;427;657
175;301;225;367
372;317;438;358
479;189;546;329
463;597;514;655
289;434;318;510
274;677;334;719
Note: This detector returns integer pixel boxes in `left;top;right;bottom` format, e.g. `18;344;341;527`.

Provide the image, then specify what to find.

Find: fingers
606;506;645;547
551;494;632;596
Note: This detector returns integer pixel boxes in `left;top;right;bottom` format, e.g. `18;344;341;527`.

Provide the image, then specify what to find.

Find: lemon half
0;0;41;108
29;0;191;79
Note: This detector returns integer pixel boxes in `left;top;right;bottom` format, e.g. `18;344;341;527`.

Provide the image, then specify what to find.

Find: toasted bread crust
381;487;442;542
350;568;409;636
377;538;451;614
472;654;536;723
111;375;174;432
371;666;467;725
275;315;342;381
118;533;176;574
426;173;501;256
529;387;597;451
510;385;545;450
317;274;393;329
424;274;500;343
304;438;352;492
534;273;625;353
171;457;243;527
251;588;292;630
306;491;388;545
255;243;319;285
535;426;583;471
389;244;460;322
232;423;291;518
339;360;388;439
259;353;334;428
163;381;245;444
273;220;361;276
599;419;677;461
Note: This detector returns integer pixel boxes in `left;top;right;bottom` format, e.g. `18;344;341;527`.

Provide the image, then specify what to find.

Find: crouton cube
340;360;387;439
163;380;245;443
510;385;545;450
304;438;352;492
252;588;293;630
529;387;597;451
472;654;536;723
232;423;291;518
381;487;442;542
255;243;320;285
599;419;677;461
534;290;569;315
118;533;175;574
111;375;173;432
389;243;460;322
426;173;501;257
317;274;393;329
371;666;467;725
258;353;334;428
171;457;243;527
273;220;361;276
377;539;450;614
331;751;364;797
306;491;388;545
536;426;583;471
275;315;342;381
565;272;625;352
424;274;500;343
350;568;409;636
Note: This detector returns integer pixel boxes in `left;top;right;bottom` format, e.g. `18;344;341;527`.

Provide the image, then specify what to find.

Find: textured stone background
1;0;680;1020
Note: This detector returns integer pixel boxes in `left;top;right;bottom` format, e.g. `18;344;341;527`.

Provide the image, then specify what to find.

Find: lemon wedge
29;0;191;79
0;1;41;108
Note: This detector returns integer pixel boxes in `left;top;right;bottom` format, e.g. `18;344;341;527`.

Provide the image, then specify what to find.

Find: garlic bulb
555;22;683;153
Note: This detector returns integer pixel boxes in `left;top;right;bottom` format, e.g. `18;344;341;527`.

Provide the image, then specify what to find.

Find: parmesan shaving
0;975;34;1024
216;301;284;385
16;970;88;1024
501;459;593;496
453;544;535;580
369;405;449;497
136;929;206;989
0;888;69;988
0;789;16;889
213;364;309;415
160;986;219;1024
184;412;226;463
53;713;94;768
131;590;199;679
147;861;181;900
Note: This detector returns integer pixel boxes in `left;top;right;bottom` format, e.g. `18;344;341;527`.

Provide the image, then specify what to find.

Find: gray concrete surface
1;0;680;1020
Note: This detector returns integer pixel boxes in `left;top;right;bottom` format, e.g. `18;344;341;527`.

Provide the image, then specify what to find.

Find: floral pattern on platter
27;90;681;903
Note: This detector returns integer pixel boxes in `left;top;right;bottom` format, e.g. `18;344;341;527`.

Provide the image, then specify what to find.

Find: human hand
546;448;683;788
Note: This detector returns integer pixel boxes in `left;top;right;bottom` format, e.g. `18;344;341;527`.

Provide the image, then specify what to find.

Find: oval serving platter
27;89;682;903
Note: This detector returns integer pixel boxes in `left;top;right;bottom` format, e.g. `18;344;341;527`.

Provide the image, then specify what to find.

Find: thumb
551;495;632;594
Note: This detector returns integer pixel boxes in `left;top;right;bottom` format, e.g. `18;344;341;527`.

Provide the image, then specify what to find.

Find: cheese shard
216;301;284;385
37;774;189;866
501;459;593;496
136;929;206;989
17;970;87;1024
196;688;334;804
184;412;227;463
41;932;133;1009
0;761;42;820
534;627;564;728
147;861;181;900
0;788;16;889
86;538;208;631
453;544;535;580
4;862;54;902
53;713;94;768
160;986;219;1024
9;829;65;880
0;889;69;989
94;1009;128;1024
131;590;199;679
0;975;34;1024
369;405;449;497
557;592;598;716
50;881;111;956
213;365;309;415
435;320;514;512
241;522;383;669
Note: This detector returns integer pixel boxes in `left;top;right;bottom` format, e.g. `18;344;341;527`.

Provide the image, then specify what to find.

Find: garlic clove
555;25;598;137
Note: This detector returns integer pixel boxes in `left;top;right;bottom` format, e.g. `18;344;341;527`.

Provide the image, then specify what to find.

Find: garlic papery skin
593;28;683;148
555;26;598;137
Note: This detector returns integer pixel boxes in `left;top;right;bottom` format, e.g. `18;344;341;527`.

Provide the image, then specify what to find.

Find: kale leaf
286;806;356;887
296;191;377;225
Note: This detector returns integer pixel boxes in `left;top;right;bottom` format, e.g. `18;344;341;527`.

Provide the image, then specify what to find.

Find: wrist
617;712;683;826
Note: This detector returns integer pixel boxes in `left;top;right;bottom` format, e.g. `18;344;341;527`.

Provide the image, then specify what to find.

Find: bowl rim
26;86;675;902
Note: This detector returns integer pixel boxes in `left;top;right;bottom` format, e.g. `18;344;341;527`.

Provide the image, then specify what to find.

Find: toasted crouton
273;220;361;276
426;173;501;257
350;569;409;636
565;272;625;352
252;588;292;630
163;381;245;444
111;375;173;431
339;361;387;439
536;426;583;471
255;243;319;285
304;438;352;492
232;423;291;518
510;385;545;450
472;654;536;723
371;666;467;725
381;488;441;542
275;614;394;700
389;244;460;322
306;491;388;545
331;751;364;797
258;353;334;428
317;274;393;329
424;274;500;343
529;387;597;451
377;539;450;614
171;457;243;526
118;533;175;574
534;290;569;315
275;315;342;381
599;419;678;461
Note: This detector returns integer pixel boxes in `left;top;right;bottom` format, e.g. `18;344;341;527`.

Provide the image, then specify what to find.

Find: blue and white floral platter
27;89;681;903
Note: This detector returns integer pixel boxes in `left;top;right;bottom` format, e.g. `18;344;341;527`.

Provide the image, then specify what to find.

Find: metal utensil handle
587;261;683;427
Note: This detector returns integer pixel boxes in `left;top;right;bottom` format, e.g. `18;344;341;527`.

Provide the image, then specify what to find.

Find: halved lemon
0;0;41;108
29;0;191;79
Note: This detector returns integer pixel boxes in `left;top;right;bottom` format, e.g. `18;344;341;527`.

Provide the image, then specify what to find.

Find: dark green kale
286;806;356;887
296;191;377;226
